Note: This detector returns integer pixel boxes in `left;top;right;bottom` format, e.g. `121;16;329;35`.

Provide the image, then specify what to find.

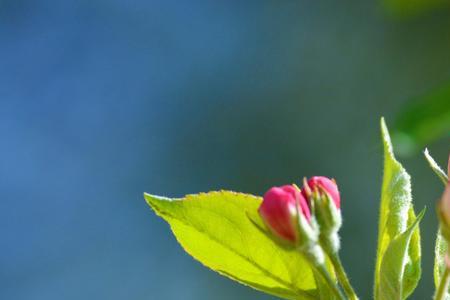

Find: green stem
315;263;347;300
328;253;359;300
302;247;346;300
320;235;358;300
435;268;450;300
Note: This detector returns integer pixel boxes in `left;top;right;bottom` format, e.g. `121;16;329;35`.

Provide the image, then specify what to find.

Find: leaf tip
416;206;426;222
423;148;449;185
423;148;435;166
144;193;173;208
380;117;394;155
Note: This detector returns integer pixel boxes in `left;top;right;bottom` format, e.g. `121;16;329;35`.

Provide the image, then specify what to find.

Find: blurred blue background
1;1;449;299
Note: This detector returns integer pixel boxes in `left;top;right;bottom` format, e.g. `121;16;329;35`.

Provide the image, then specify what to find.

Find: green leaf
402;207;422;298
378;208;425;300
382;0;449;18
374;118;423;300
424;148;449;185
144;191;318;300
434;231;447;289
424;150;449;292
393;84;450;157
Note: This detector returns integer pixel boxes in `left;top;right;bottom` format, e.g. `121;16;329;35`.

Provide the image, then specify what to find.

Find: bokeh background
1;1;450;299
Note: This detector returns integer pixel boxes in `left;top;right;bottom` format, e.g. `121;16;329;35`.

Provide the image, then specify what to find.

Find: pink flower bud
258;185;311;243
304;176;340;209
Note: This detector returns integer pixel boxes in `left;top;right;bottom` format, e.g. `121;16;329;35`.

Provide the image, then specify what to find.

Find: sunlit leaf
374;118;423;300
145;191;319;300
401;207;422;298
378;208;425;300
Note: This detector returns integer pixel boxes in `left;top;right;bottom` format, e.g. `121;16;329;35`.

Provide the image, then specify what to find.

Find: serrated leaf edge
144;192;317;300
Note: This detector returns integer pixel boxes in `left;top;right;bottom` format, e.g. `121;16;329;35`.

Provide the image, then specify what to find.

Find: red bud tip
303;176;340;209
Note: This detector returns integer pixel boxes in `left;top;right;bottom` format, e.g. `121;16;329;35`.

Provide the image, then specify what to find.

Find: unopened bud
302;176;342;253
258;185;316;247
304;176;340;209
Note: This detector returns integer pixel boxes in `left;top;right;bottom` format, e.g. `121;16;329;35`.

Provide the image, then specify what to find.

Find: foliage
374;118;423;300
144;118;450;300
145;192;318;300
393;84;450;157
383;0;450;17
424;149;450;296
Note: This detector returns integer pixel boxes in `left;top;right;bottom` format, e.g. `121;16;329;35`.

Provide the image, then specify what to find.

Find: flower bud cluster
258;176;342;256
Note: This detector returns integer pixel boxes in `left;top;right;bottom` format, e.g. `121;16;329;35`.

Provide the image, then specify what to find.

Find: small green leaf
374;118;423;300
401;207;422;298
424;148;449;185
145;191;318;300
378;208;425;300
424;150;449;293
